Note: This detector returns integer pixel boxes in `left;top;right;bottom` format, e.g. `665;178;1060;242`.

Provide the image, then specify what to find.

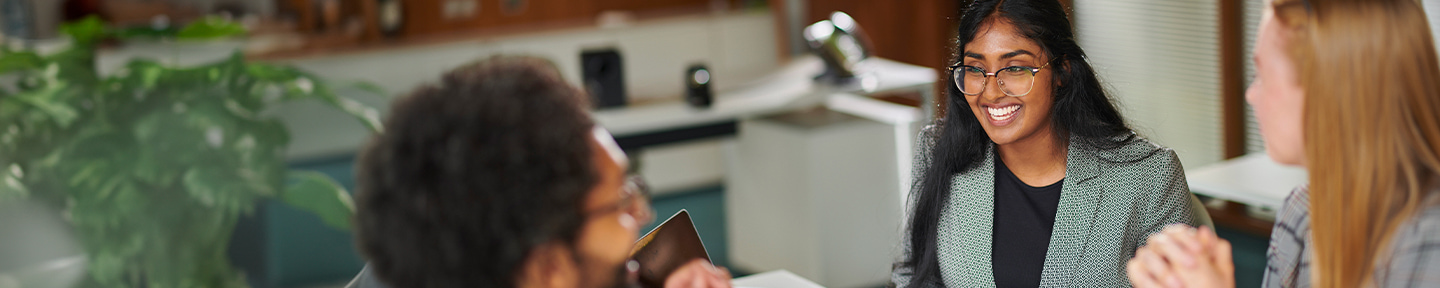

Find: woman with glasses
891;0;1209;287
1126;0;1440;287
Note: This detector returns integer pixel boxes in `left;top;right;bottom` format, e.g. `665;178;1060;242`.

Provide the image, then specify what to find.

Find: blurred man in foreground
350;56;731;288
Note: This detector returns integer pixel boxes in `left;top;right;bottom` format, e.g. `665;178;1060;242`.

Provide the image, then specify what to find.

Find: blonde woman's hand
1127;224;1236;288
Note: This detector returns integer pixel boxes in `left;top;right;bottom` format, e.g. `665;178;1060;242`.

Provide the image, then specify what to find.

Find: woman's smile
984;103;1023;126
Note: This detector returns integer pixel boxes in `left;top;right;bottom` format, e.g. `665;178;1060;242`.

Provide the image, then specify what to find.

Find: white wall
90;10;778;194
272;11;779;194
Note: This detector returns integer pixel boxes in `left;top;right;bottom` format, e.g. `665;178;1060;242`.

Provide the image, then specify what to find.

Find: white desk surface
1187;153;1308;210
731;270;826;288
593;56;936;138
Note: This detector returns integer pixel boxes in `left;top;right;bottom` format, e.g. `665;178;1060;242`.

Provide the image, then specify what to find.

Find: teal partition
231;156;366;288
230;156;732;287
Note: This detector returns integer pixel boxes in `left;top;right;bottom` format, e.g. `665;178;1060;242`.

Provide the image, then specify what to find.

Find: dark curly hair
353;55;598;287
900;0;1135;286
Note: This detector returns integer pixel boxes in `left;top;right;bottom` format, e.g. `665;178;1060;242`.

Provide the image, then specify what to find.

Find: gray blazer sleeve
1137;149;1206;247
892;125;941;288
1374;201;1440;287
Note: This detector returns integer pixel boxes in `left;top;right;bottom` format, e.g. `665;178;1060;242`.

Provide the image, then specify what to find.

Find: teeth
987;105;1020;120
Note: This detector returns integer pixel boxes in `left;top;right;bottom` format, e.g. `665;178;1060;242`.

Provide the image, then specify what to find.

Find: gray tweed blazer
1263;185;1440;287
892;125;1208;287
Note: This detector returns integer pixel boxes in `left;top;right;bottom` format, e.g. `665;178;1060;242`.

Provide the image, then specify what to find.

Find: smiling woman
890;0;1210;287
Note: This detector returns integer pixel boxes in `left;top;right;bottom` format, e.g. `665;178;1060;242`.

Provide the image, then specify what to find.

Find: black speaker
582;49;627;109
685;64;713;108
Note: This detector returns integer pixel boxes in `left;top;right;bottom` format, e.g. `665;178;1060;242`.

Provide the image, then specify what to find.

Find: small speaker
582;49;627;109
685;64;713;108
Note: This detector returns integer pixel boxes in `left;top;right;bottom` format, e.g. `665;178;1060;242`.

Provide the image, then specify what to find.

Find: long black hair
900;0;1134;286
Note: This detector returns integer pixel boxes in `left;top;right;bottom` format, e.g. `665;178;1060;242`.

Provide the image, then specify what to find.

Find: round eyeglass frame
949;61;1053;97
584;175;656;228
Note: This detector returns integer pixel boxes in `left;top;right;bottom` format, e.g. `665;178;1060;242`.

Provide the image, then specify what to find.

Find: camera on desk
685;64;713;109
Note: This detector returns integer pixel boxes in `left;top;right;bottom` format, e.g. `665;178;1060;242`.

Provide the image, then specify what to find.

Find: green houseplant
0;16;381;287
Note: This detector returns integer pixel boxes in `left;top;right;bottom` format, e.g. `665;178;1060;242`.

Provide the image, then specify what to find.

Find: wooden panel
399;0;472;36
769;0;791;62
1220;0;1247;159
401;0;600;37
598;0;711;12
491;0;598;26
399;0;749;38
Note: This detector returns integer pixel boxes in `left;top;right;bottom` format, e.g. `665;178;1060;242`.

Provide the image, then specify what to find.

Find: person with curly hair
348;56;731;288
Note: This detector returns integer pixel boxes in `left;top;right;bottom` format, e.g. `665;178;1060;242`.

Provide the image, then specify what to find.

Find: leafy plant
0;16;381;287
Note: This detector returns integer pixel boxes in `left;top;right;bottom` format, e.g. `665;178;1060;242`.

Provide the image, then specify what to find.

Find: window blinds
1244;0;1264;155
1246;0;1440;155
1075;0;1225;167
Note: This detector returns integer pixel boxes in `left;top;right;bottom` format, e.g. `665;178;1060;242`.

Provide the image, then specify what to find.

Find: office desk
593;55;936;151
1187;153;1308;211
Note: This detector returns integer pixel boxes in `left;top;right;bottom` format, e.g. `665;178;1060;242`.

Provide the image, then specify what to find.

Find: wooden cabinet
400;0;585;36
601;0;714;12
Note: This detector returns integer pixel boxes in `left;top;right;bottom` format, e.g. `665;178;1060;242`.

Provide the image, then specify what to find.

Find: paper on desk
730;270;826;288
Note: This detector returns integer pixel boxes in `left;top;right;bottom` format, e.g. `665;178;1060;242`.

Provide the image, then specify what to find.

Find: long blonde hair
1274;0;1440;286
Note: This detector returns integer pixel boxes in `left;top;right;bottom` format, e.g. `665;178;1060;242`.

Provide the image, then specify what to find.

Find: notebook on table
629;210;710;288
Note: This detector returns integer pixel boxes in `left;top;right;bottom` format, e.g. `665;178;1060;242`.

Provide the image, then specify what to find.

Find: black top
991;153;1064;288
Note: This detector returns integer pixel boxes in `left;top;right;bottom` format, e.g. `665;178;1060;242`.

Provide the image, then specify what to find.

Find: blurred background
6;0;1440;287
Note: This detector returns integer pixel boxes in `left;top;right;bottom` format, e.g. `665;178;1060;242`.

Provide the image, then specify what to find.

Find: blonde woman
1125;0;1440;287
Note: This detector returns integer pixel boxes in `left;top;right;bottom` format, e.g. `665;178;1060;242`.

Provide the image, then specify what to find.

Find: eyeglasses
619;175;655;226
949;61;1052;97
586;175;656;228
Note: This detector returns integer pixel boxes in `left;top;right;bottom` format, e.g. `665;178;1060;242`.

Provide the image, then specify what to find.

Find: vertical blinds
1078;0;1440;161
1429;1;1440;57
1246;0;1440;155
1244;0;1265;155
1075;0;1225;167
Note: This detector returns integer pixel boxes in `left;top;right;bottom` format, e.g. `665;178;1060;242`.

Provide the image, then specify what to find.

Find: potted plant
0;16;381;287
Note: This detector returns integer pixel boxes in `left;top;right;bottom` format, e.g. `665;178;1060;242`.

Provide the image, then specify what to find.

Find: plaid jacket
1263;186;1440;287
892;126;1207;287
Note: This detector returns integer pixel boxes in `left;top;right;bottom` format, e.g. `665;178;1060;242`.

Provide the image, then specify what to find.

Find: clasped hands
1126;224;1237;288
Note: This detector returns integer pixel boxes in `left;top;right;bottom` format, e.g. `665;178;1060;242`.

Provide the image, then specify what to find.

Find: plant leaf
248;64;385;133
282;171;354;230
175;16;247;40
0;164;29;201
245;63;302;82
11;84;79;127
345;81;390;100
0;50;45;74
302;77;384;133
332;96;383;133
60;15;107;45
110;26;180;39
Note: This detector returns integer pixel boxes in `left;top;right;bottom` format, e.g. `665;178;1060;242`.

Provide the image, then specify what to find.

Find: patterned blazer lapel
938;145;998;287
1037;135;1105;288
